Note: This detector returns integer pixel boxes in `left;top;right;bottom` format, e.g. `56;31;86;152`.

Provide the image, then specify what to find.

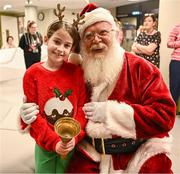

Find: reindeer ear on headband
72;3;97;30
72;3;98;30
53;3;65;22
53;3;85;30
72;13;85;30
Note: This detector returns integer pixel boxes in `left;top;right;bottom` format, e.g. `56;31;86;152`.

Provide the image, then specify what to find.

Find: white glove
20;96;39;124
83;102;107;123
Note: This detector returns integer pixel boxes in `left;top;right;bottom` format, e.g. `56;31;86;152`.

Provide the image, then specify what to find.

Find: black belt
86;136;146;154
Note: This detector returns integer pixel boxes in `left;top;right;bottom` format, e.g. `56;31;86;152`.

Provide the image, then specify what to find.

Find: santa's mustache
90;43;106;51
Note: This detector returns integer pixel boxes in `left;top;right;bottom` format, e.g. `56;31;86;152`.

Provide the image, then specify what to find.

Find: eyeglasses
83;29;114;41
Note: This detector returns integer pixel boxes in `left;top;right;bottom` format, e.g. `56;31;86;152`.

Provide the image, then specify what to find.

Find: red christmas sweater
22;61;87;151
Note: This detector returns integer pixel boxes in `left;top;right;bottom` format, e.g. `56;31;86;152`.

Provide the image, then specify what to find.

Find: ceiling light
132;11;142;15
3;4;12;10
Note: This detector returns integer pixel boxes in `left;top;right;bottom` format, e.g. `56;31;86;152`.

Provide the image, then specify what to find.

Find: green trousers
35;144;74;173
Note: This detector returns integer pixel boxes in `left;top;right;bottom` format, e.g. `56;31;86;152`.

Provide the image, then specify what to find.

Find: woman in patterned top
131;13;161;68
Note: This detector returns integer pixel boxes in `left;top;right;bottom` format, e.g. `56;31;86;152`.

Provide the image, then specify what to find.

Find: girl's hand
55;138;75;156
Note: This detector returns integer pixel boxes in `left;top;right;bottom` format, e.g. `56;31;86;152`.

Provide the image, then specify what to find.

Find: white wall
1;16;18;47
24;5;38;26
158;0;180;86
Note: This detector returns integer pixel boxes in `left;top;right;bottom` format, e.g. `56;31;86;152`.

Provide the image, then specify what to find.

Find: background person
19;20;43;69
167;23;180;114
1;35;16;49
131;13;161;68
115;20;124;46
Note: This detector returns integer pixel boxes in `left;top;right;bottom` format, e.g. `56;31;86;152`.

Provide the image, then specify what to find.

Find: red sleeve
129;61;176;138
73;68;87;144
23;68;60;151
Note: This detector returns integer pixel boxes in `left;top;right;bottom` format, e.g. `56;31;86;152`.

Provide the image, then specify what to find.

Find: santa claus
66;3;176;173
20;3;176;173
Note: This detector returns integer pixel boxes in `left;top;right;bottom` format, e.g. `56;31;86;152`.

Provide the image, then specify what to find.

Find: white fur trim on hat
79;8;117;38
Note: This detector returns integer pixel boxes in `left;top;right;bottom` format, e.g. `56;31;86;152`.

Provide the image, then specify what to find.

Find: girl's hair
47;20;80;53
6;36;14;42
27;20;36;32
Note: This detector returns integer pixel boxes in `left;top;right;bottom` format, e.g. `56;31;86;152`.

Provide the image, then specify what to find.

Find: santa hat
80;3;97;16
78;3;117;38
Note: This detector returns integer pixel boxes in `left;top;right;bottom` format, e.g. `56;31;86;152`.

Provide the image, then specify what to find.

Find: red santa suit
21;61;87;151
67;50;176;173
65;4;176;171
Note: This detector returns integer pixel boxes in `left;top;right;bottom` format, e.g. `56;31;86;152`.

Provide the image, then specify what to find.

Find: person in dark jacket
19;20;43;69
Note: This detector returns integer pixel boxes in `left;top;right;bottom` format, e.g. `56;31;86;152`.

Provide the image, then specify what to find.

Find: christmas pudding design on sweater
44;88;73;125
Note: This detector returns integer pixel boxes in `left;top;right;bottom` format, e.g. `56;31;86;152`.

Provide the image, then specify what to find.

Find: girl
20;13;87;173
131;13;161;68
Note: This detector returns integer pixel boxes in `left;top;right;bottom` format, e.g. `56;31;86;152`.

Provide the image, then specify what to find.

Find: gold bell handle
60;138;72;160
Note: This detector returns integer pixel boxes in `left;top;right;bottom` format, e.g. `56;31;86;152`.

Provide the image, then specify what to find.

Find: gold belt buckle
91;137;106;155
92;138;95;147
101;138;106;155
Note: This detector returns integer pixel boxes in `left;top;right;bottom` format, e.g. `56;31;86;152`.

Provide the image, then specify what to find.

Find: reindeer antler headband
72;13;85;30
53;3;65;21
53;3;85;30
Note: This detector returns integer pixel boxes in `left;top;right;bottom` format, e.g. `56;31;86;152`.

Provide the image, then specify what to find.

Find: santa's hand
83;102;107;122
55;138;75;156
20;96;39;124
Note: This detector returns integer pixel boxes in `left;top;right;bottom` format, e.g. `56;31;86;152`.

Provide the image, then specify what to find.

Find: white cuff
105;100;136;139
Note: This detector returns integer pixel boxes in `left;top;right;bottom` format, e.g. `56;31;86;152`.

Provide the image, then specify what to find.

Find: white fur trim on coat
86;101;136;139
78;136;172;174
105;101;136;139
86;120;112;138
77;140;101;162
110;136;172;173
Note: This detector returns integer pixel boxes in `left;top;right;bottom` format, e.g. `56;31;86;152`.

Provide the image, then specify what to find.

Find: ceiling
0;0;149;14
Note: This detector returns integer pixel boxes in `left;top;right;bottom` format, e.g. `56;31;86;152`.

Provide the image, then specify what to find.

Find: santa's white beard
81;35;124;87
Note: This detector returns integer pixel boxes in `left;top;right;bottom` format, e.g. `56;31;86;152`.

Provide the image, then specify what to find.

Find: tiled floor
0;50;180;173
